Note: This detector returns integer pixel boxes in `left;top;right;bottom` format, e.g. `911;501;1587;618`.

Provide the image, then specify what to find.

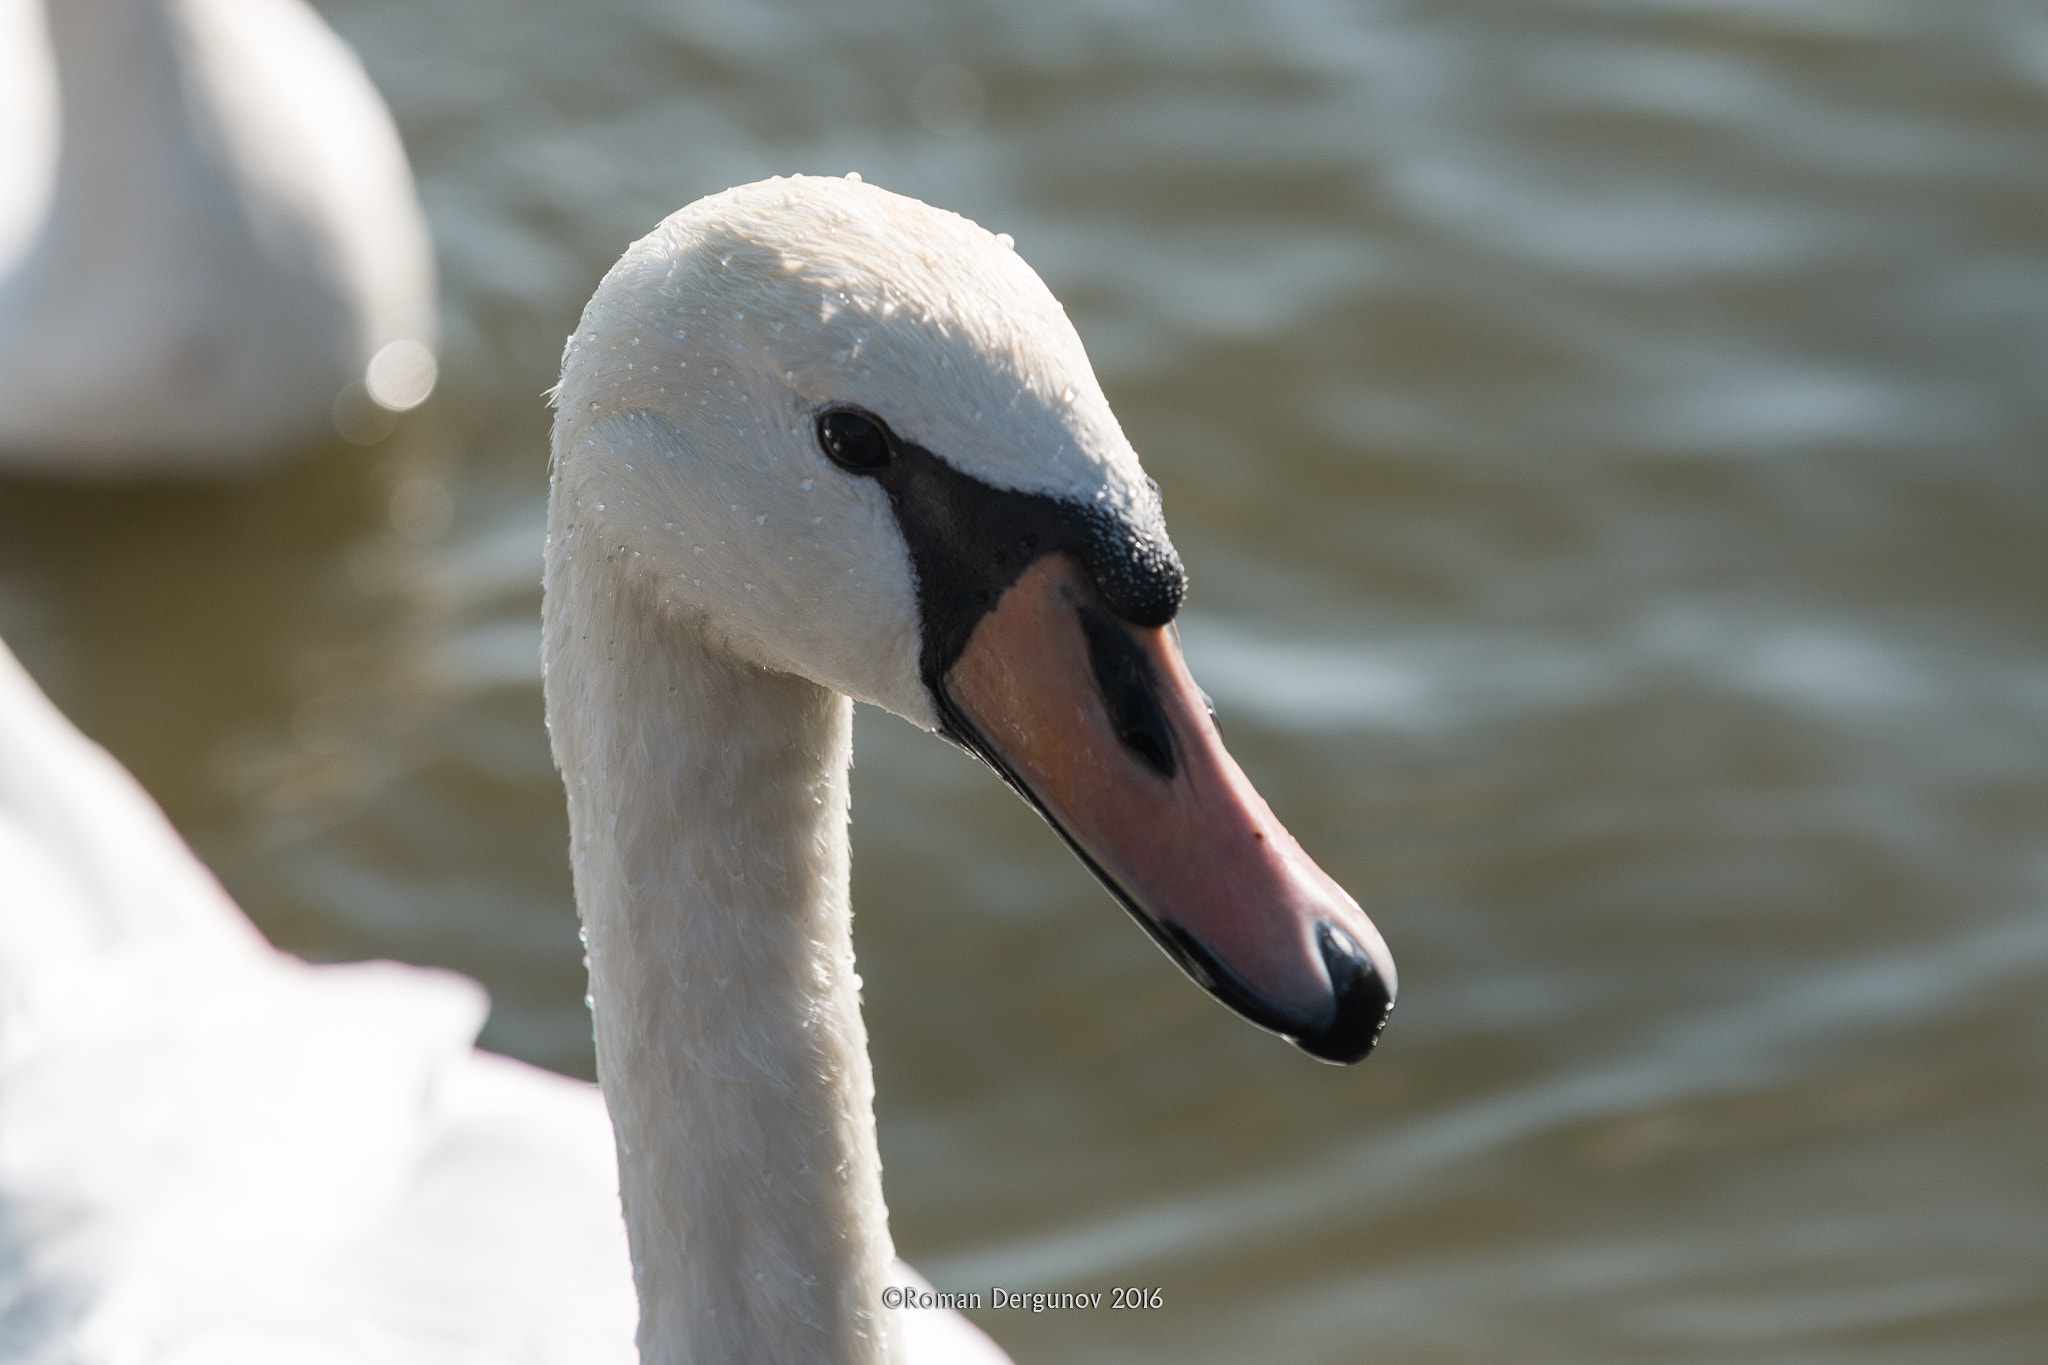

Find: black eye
817;409;893;472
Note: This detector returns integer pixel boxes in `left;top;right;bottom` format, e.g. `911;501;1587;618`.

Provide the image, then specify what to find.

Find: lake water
3;0;2045;1360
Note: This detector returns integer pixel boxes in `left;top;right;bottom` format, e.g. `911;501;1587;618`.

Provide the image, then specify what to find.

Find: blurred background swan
1;0;2044;1361
0;0;436;474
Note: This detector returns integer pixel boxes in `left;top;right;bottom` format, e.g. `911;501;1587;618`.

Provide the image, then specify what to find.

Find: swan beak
940;555;1397;1063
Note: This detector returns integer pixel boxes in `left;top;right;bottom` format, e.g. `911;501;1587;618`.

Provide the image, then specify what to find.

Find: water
4;0;2045;1359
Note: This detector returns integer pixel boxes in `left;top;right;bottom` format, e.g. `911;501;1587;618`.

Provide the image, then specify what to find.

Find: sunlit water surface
3;0;2045;1360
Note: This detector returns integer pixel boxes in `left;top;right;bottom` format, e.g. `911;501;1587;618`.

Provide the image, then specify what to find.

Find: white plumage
0;620;1009;1364
0;636;644;1361
0;0;437;473
1;174;1368;1365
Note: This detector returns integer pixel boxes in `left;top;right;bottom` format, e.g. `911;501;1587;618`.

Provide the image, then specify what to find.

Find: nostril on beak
1297;922;1396;1065
1079;605;1177;778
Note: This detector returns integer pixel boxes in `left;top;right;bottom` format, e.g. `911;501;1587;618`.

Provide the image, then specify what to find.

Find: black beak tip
1295;922;1396;1065
1138;918;1394;1065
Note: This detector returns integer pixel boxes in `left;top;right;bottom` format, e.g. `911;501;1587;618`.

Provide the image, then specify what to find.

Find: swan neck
543;533;897;1365
43;0;206;194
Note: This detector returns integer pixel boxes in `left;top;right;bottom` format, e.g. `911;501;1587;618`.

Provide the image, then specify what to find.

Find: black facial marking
811;406;1186;697
804;406;1401;1057
811;407;1386;1066
1078;605;1177;779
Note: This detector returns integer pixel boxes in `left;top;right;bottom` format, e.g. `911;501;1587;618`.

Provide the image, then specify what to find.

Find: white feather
542;174;1142;1365
0;0;436;472
1;174;1158;1365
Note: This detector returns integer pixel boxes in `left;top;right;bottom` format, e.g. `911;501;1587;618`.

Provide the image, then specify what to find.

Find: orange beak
938;555;1396;1063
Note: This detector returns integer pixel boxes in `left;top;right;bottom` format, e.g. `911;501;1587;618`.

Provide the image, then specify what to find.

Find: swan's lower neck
43;0;202;197
544;550;896;1365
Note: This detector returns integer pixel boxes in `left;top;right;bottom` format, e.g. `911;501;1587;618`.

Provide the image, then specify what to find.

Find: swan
0;174;1395;1364
0;0;437;474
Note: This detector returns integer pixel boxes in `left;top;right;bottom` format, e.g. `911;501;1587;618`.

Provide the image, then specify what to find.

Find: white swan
0;175;1395;1364
0;0;437;474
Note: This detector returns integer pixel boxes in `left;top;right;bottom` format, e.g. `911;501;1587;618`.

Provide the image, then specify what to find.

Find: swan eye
817;409;893;472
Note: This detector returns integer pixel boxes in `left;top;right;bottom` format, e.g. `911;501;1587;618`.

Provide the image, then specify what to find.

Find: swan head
551;175;1395;1063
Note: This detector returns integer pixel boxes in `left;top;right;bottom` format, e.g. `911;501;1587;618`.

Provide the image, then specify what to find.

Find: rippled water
4;0;2046;1359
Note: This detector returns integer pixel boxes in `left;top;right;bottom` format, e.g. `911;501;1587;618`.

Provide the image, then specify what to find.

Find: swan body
0;0;437;474
0;174;1393;1364
0;636;1000;1361
0;638;641;1361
